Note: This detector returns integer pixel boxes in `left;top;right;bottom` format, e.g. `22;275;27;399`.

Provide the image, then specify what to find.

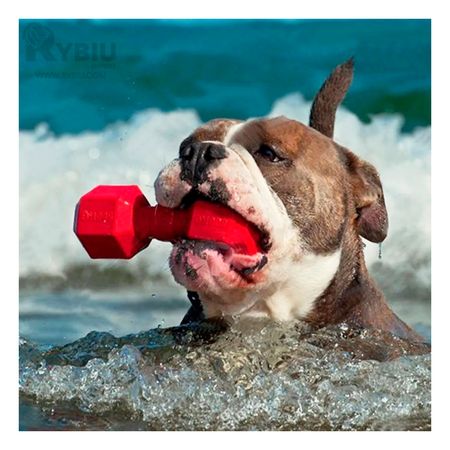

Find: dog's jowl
155;59;422;342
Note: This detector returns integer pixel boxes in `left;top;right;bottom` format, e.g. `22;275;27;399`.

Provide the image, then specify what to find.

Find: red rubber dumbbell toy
74;185;261;259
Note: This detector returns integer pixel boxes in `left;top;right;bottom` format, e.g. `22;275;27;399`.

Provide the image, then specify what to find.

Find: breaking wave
19;94;430;307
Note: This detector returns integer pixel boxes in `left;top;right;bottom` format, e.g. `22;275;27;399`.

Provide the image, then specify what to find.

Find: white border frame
3;0;445;445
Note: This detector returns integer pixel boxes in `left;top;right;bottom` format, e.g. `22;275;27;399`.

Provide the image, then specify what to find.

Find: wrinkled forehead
184;119;241;144
184;116;320;159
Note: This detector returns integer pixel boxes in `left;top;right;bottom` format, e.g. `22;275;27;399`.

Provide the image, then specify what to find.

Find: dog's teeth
260;235;271;252
258;255;268;269
240;256;268;276
241;267;256;276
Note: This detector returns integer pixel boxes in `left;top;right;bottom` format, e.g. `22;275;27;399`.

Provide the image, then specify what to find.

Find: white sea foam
19;95;431;302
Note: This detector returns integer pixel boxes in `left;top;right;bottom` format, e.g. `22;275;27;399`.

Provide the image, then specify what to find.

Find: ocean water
20;19;430;134
19;19;431;430
19;321;430;431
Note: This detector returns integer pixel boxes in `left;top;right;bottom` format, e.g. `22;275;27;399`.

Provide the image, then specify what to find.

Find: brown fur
188;118;240;143
309;58;354;138
175;61;423;343
233;119;349;254
180;116;422;342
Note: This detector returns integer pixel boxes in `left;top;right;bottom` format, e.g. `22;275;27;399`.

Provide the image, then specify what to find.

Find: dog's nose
179;141;227;186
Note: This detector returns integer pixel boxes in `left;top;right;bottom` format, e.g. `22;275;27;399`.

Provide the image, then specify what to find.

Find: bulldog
154;59;423;342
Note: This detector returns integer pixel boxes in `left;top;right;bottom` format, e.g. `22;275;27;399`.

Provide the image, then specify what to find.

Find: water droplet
34;122;49;139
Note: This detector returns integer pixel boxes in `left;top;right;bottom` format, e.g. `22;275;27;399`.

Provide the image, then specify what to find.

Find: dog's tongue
184;200;261;255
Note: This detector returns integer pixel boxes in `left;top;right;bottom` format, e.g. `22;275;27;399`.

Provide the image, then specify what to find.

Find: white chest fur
200;248;341;322
245;249;342;321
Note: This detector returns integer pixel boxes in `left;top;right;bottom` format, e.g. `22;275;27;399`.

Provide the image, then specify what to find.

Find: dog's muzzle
155;142;285;300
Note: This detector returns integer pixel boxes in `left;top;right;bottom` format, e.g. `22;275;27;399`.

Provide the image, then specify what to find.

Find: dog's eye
256;144;284;163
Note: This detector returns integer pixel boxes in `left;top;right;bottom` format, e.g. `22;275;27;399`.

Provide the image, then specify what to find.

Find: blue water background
19;19;431;134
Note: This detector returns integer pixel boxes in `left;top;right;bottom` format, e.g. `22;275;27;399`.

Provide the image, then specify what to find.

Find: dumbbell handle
135;204;188;242
135;201;261;254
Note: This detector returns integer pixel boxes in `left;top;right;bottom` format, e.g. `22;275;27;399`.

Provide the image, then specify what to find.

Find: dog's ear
341;148;388;243
309;58;354;138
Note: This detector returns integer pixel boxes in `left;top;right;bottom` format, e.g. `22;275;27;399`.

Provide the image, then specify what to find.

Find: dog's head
155;59;388;320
